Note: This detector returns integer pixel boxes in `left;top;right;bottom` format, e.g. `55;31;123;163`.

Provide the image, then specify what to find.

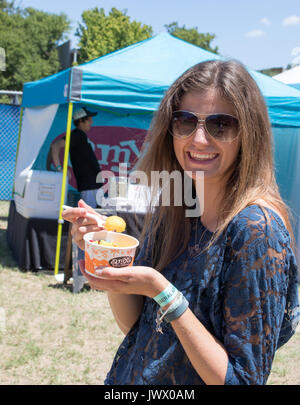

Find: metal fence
0;104;20;200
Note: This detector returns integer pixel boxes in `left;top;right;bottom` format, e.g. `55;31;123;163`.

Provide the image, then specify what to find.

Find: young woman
62;60;299;385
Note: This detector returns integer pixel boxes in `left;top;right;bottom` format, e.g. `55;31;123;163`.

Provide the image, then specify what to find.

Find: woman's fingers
95;267;132;281
61;207;87;223
63;201;108;250
71;226;90;250
78;199;107;222
80;260;131;283
78;260;127;292
62;201;106;225
70;213;105;250
71;223;100;249
78;199;92;211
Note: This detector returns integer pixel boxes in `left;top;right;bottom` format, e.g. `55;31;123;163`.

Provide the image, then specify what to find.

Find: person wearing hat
50;106;103;292
51;106;103;207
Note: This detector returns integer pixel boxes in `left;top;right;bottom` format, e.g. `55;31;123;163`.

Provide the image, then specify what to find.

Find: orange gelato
104;216;126;232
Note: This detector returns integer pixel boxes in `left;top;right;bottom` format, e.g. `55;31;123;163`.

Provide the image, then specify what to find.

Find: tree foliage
0;1;220;96
0;1;70;91
76;7;153;63
165;22;218;54
258;67;284;77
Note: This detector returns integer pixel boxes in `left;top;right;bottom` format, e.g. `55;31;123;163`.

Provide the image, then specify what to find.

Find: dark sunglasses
170;110;239;142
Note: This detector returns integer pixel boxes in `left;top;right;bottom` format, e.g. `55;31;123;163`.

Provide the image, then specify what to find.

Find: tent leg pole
54;102;73;276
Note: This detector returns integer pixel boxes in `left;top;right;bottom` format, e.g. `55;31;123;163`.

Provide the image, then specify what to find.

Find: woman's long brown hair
135;59;295;271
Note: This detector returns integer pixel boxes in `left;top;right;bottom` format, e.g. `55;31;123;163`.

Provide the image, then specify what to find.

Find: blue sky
20;0;300;71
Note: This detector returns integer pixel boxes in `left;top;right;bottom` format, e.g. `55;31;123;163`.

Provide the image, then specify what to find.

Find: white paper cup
83;231;139;278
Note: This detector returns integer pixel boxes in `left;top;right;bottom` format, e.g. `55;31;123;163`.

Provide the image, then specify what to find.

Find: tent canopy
273;65;300;92
22;33;300;128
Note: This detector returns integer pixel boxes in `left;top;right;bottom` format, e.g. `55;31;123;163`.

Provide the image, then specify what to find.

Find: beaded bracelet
153;283;178;307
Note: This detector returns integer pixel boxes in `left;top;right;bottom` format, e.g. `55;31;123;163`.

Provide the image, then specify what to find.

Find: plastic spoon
62;205;105;228
62;205;111;243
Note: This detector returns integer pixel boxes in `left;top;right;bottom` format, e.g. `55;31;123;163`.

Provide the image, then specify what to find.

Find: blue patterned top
105;205;300;385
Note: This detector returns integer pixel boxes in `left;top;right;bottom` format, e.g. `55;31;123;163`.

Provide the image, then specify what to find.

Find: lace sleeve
221;207;299;385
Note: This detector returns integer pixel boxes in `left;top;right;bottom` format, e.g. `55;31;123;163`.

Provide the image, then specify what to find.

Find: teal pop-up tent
22;33;300;124
16;33;300;273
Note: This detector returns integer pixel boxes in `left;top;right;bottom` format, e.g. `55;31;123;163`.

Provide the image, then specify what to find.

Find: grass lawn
0;201;299;385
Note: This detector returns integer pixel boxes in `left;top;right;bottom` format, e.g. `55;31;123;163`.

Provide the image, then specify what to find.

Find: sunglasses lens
206;114;239;141
171;111;239;141
171;111;198;137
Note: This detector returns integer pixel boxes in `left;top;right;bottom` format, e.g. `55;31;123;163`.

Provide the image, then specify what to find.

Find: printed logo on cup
109;256;133;268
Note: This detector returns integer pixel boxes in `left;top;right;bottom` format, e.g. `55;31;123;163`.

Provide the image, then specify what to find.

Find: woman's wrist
152;282;190;333
147;271;169;300
153;283;178;307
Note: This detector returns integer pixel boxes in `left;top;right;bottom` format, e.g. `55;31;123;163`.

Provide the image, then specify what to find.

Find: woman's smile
187;151;219;163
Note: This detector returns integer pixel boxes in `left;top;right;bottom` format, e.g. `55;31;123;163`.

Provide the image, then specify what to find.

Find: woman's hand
78;260;169;299
62;199;107;250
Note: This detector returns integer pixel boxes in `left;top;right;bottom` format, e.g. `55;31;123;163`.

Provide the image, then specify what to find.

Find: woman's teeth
189;152;218;160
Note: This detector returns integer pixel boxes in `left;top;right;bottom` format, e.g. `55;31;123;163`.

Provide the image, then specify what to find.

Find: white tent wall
32;103;72;172
14;104;59;181
13;104;65;219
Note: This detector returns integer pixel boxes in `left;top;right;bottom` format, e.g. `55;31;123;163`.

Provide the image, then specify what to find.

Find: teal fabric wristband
153;283;178;307
155;291;182;333
164;296;189;323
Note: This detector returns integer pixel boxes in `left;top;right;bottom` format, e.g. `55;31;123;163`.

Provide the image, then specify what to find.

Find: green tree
0;0;21;13
76;7;153;63
0;1;70;92
165;22;218;54
258;67;284;77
